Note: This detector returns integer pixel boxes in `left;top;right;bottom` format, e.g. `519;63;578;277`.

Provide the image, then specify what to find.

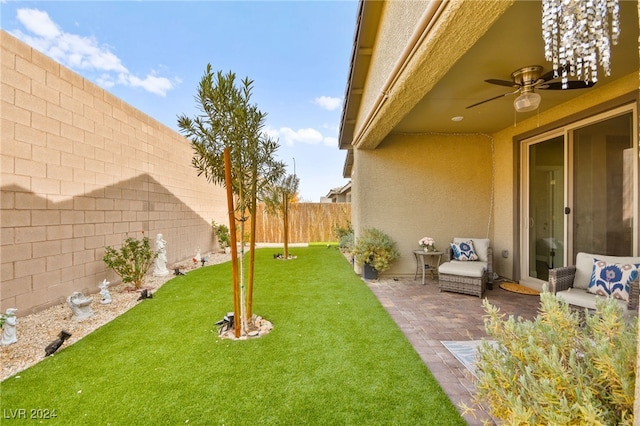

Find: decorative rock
44;330;72;356
153;234;170;277
1;308;18;345
99;279;112;305
67;292;94;321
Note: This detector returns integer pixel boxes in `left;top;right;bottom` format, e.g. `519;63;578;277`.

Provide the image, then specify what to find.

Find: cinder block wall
1;31;227;315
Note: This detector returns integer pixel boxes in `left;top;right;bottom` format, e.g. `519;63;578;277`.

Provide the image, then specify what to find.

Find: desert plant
467;288;637;425
103;235;157;289
351;228;400;272
334;221;354;251
262;173;300;259
212;221;231;249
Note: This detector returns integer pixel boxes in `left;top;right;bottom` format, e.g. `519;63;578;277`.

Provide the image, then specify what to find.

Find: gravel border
1;252;231;381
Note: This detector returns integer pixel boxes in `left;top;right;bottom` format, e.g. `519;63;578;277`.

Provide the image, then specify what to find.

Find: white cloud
10;8;176;96
265;126;338;146
313;96;342;111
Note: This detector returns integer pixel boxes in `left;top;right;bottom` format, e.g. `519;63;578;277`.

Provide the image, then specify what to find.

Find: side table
413;250;444;285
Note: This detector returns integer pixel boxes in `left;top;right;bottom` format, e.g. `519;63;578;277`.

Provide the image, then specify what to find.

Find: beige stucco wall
351;132;492;275
1;31;227;315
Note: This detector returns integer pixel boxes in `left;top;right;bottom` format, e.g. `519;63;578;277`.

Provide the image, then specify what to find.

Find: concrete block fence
1;31;227;315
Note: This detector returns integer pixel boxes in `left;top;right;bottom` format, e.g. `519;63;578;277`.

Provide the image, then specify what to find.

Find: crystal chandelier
542;0;620;88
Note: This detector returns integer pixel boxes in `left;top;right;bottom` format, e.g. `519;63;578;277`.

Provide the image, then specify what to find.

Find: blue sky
1;1;358;201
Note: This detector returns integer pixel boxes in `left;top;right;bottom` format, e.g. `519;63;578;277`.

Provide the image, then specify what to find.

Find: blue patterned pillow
451;240;479;261
588;259;640;301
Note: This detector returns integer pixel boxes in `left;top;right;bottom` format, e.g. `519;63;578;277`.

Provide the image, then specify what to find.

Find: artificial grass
0;246;465;425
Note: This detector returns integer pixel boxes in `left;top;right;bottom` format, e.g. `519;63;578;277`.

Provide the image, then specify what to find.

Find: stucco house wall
1;31;227;315
351;132;492;275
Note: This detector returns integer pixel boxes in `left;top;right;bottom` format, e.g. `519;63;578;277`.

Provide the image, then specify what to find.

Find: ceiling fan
466;65;596;112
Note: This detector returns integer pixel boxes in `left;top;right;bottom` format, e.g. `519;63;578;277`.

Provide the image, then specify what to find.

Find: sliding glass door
521;106;636;285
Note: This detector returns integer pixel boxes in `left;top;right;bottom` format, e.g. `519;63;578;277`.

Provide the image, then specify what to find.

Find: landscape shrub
103;235;156;289
468;289;637;425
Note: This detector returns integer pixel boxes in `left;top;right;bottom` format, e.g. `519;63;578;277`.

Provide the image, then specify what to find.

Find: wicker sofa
549;252;640;313
438;238;493;298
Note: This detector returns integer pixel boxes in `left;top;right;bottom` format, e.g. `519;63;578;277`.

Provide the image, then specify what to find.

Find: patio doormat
441;340;494;378
499;281;540;295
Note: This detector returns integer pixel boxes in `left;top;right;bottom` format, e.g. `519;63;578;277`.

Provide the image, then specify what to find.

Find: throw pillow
587;259;640;301
451;240;479;261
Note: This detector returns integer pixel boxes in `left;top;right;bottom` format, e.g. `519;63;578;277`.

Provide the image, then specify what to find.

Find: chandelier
542;0;620;89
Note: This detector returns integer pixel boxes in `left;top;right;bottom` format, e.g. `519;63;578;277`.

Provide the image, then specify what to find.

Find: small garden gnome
99;279;112;305
153;233;170;277
1;308;18;345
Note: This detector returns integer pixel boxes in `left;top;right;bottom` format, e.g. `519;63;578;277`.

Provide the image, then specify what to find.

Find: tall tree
263;174;300;259
177;64;285;336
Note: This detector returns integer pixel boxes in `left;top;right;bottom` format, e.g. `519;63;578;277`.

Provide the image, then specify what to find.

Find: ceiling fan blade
466;90;518;109
539;80;596;90
485;79;520;88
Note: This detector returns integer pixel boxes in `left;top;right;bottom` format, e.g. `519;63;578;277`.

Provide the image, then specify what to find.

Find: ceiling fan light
514;92;541;112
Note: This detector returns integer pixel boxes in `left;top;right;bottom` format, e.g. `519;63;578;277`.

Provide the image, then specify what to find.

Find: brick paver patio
366;276;541;425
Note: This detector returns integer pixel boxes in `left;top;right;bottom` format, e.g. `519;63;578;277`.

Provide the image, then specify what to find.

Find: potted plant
352;228;400;279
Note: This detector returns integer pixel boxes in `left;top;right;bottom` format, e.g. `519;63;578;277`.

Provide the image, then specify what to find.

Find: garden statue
153;233;170;277
1;308;18;345
45;330;72;356
67;292;94;321
99;279;112;304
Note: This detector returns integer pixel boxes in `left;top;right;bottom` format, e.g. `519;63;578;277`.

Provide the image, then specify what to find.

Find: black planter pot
363;263;378;279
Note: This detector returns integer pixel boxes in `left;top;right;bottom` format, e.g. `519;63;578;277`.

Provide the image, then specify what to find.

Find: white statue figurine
1;308;18;345
67;292;94;321
99;279;112;305
153;233;170;277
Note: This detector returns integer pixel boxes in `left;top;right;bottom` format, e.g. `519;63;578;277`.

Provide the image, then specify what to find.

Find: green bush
468;288;637;425
212;221;231;249
351;228;399;272
103;235;157;289
334;221;354;251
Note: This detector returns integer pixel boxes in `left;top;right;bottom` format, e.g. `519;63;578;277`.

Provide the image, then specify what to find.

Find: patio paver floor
366;276;541;426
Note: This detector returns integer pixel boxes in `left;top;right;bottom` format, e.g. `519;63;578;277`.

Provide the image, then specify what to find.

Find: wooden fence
247;203;351;243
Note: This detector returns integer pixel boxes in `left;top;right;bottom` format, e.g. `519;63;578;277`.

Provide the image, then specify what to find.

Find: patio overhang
338;0;639;177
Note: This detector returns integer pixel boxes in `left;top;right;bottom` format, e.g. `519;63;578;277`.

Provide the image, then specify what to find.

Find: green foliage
212;221;231;249
262;174;300;216
333;221;354;251
470;289;637;425
2;247;464;425
351;228;400;272
177;64;285;219
103;236;156;289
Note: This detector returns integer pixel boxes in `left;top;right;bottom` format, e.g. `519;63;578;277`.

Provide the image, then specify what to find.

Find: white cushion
574;252;640;290
454;238;489;262
439;260;488;278
556;288;628;311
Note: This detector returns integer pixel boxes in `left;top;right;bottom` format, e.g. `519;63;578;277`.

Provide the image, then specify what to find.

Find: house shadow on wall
1;174;221;314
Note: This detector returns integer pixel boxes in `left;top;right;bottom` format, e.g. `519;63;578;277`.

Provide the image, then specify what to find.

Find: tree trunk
223;148;241;338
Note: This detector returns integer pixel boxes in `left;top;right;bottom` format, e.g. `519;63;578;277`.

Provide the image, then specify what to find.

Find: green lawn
0;246;464;425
